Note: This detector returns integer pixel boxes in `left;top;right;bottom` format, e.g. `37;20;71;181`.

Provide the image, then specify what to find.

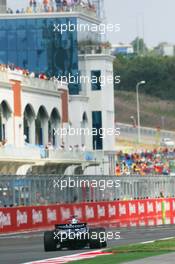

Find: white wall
0;54;115;152
69;96;92;149
79;54;115;151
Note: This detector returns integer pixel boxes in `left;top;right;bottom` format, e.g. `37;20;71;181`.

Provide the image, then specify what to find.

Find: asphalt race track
0;225;175;264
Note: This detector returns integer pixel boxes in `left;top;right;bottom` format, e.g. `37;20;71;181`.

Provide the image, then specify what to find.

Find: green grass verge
72;238;175;264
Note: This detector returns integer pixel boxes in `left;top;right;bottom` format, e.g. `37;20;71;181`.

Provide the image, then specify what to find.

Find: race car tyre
98;228;107;248
89;228;105;249
44;231;57;252
99;227;107;248
102;240;107;248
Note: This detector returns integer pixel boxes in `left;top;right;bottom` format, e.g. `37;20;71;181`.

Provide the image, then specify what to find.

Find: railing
72;5;97;18
22;76;68;91
22;76;58;91
48;149;104;162
6;4;97;19
0;175;174;207
117;122;175;138
0;143;105;162
117;122;175;144
78;46;111;55
0;70;67;92
48;149;86;161
0;146;41;160
0;71;9;83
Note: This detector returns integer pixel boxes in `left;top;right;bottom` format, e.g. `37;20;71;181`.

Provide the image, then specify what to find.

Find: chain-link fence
0;175;175;207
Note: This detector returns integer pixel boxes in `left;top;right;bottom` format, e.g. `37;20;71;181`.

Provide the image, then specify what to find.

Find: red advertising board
0;198;175;233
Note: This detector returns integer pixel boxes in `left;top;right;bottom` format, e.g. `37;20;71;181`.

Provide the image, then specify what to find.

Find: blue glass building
0;12;106;150
0;13;99;94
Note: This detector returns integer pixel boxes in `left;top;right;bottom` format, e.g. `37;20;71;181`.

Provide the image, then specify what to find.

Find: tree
114;55;175;100
131;37;148;55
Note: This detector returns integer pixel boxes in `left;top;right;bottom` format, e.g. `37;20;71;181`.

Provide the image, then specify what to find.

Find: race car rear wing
55;223;87;230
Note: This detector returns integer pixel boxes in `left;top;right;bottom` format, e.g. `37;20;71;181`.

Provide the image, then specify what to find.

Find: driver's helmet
71;217;78;224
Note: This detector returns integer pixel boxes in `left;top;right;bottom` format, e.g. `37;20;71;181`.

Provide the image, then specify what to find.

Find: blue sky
8;0;175;47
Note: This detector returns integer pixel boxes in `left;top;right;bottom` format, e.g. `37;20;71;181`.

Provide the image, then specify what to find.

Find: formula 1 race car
44;217;107;251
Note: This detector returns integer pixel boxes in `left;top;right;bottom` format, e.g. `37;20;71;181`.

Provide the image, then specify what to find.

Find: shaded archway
0;100;12;142
23;104;36;144
48;108;61;147
81;112;88;146
35;106;49;146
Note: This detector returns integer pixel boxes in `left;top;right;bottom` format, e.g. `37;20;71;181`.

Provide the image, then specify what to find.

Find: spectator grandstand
7;0;96;15
116;148;175;176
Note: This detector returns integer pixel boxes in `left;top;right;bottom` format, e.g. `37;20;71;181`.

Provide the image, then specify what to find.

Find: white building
111;44;134;56
155;43;174;56
0;53;115;150
0;4;116;175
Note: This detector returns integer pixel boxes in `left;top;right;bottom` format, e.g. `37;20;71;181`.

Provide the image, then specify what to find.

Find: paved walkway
124;252;175;264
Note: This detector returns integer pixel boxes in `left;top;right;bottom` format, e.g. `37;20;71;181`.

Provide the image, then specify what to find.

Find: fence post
162;199;166;224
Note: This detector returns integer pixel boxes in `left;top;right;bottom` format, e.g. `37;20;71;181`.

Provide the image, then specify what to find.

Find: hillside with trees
113;39;175;129
114;54;175;101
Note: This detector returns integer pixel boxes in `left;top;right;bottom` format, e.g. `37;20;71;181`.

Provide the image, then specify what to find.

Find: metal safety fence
116;122;175;145
0;175;175;207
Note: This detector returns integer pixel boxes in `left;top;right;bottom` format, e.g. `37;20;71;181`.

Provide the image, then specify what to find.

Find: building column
59;87;69;147
10;79;23;147
6;114;13;145
43;118;49;146
30;118;36;144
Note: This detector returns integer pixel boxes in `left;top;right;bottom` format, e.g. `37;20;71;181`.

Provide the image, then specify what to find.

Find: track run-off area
0;225;175;264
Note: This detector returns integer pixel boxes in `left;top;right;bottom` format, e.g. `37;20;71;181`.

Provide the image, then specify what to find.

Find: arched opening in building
0;100;12;142
23;104;36;144
81;112;88;146
92;111;103;150
35;106;49;146
48;108;61;147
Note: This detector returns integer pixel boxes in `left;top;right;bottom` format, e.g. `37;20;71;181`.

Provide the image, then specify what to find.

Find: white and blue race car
44;217;107;251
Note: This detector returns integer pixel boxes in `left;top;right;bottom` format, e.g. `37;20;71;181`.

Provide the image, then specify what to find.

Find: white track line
140;236;175;244
0;234;43;239
23;250;112;264
0;228;52;237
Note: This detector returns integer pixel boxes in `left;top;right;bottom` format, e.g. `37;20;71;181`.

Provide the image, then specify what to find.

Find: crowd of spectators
0;63;76;87
115;148;175;176
45;142;86;152
7;0;96;14
0;63;62;85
